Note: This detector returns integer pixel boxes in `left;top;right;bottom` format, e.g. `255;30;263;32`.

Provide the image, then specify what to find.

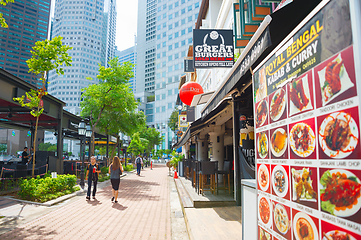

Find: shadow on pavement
212;206;242;223
86;198;102;206
111;203;127;211
1;225;58;239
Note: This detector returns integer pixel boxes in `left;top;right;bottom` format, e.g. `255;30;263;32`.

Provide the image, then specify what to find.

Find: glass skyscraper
0;0;51;87
47;0;116;115
115;45;137;92
136;0;201;149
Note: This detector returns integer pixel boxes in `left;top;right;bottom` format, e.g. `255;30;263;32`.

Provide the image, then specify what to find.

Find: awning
173;98;231;149
190;91;214;106
201;0;322;115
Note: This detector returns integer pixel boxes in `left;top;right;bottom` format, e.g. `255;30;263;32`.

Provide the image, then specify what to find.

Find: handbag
119;166;123;175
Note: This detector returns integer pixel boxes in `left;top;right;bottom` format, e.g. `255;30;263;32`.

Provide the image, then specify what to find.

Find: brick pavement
0;165;172;240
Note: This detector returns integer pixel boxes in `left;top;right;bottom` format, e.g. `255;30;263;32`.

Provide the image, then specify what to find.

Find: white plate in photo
318;111;358;159
289;122;316;158
319;169;361;217
258;132;268;159
289;75;313;116
318;54;354;106
258;164;269;191
258;196;272;228
272;165;288;198
271;128;288;158
270;88;286;121
273;203;290;234
293;212;318;240
323;230;356;240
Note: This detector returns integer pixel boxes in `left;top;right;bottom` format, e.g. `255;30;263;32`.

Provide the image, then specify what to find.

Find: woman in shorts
109;156;123;203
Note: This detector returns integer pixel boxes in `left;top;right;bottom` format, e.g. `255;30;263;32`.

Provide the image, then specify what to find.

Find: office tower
44;0;116;153
115;44;137;92
136;0;201;149
47;0;117;115
0;0;51;87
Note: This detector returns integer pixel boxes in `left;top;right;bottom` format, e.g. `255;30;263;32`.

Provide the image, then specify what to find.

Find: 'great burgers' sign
193;29;234;68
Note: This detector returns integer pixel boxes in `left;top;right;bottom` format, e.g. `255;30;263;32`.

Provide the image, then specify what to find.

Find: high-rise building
47;0;117;115
44;0;117;153
115;44;137;92
0;0;51;87
136;0;201;149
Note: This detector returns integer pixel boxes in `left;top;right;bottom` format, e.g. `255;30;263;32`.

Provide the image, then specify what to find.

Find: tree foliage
0;143;7;153
80;58;144;159
139;127;163;157
168;108;179;132
0;0;14;28
128;132;148;156
38;143;57;152
13;36;72;177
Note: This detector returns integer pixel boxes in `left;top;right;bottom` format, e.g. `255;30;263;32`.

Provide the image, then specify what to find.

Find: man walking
21;147;29;165
135;154;143;176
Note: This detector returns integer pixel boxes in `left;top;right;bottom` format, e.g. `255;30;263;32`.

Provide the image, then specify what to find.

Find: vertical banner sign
179;114;189;128
253;0;361;239
184;58;195;72
193;29;234;68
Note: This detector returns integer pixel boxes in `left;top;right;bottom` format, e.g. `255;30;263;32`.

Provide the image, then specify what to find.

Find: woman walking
109;156;123;203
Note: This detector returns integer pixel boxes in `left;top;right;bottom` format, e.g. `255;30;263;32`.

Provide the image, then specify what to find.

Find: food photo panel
272;200;292;239
256;97;269;128
258;226;272;240
314;45;357;109
270;125;288;159
288;71;314;117
290;166;318;210
320;220;361;240
319;168;361;224
289;118;317;159
317;106;361;159
269;85;287;123
271;164;290;200
258;194;273;230
258;163;271;193
292;209;319;240
257;131;270;159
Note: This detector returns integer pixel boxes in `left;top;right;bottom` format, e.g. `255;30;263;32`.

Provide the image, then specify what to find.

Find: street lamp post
78;121;86;189
86;124;92;159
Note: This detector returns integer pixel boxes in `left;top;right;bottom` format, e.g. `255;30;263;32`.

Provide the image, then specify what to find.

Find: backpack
89;163;98;181
136;157;141;164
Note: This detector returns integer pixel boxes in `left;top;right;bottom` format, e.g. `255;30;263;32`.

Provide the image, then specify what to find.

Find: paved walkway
0;165;173;240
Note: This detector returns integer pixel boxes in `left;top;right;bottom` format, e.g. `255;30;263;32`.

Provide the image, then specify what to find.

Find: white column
197;135;208;161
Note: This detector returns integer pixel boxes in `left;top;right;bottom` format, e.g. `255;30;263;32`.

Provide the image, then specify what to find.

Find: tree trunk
32;107;40;177
109;136;119;164
91;127;95;157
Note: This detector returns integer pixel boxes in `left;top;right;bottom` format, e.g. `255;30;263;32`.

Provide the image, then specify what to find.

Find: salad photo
320;169;361;219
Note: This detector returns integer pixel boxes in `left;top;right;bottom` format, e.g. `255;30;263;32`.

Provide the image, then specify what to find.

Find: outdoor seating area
182;159;233;197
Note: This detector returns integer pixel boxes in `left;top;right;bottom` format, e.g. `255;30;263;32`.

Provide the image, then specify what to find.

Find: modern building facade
0;0;51;87
136;0;201;149
44;0;117;153
47;0;116;116
115;44;137;92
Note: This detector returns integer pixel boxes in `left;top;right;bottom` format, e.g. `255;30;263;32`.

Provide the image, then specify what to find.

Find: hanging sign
179;115;189;128
179;82;204;105
193;29;234;68
253;0;361;239
184;58;195;72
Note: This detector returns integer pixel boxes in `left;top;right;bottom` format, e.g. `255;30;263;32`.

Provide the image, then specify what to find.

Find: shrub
18;174;78;202
100;166;108;174
123;165;134;172
98;174;110;182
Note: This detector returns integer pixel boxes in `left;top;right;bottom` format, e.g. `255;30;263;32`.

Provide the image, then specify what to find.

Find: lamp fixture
86;124;92;138
78;121;86;136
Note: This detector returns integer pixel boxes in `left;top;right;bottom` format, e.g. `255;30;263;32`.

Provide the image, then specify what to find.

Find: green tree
0;143;7;154
38;143;57;151
13;36;72;177
164;149;172;159
128;132;148;157
0;0;14;28
80;58;138;158
168;108;179;132
139;127;163;158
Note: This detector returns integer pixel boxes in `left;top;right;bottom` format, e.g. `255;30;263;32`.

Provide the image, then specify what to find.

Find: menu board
253;0;361;239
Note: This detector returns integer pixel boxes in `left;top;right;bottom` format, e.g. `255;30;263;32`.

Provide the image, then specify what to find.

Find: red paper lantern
179;82;204;106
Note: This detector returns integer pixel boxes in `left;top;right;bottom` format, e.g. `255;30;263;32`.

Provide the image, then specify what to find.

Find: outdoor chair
191;160;200;193
217;161;231;194
199;161;218;195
